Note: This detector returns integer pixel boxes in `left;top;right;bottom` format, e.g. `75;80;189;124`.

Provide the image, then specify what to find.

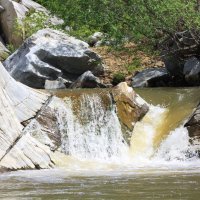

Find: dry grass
92;43;164;84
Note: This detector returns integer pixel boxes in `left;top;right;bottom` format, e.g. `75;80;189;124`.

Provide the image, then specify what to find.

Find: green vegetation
126;57;142;73
6;44;16;54
15;10;60;39
112;73;126;86
34;0;200;47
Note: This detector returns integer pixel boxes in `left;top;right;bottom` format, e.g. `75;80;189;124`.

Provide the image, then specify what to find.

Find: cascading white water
130;105;167;160
52;89;200;166
154;126;199;162
55;93;129;162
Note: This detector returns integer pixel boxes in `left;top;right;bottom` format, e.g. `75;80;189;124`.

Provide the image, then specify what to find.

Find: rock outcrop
0;0;28;47
45;77;67;90
112;82;149;143
0;0;63;48
185;104;200;142
0;61;56;170
4;28;104;89
0;66;149;171
132;67;171;87
159;30;200;87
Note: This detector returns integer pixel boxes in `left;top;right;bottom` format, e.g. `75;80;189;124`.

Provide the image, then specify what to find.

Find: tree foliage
35;0;200;47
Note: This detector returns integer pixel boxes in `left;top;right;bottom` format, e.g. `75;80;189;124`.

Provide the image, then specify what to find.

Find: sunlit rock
4;28;105;88
0;62;54;170
70;71;106;89
132;67;171;87
112;82;149;142
0;0;28;47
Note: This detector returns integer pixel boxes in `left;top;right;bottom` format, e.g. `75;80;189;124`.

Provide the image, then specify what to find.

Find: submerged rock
70;71;106;89
4;28;104;89
132;67;171;87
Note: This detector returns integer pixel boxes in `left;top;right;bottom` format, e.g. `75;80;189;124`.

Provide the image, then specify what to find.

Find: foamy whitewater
49;92;200;169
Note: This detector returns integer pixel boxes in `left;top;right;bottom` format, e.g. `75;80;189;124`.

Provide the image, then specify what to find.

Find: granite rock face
4;29;104;89
0;61;56;170
0;0;28;47
132;68;171;87
70;71;106;89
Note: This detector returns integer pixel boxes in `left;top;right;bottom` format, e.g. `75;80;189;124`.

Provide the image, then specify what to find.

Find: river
0;87;200;199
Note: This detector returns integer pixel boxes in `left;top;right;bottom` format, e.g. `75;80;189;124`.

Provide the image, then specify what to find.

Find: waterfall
50;88;200;166
130;105;167;160
55;92;129;162
154;126;199;162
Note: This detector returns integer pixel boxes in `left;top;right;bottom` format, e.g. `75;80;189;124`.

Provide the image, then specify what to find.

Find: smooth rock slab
4;28;104;88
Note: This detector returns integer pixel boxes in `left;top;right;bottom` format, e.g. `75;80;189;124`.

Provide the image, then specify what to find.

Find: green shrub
34;0;200;48
112;72;126;86
6;44;16;54
126;58;142;73
15;10;62;40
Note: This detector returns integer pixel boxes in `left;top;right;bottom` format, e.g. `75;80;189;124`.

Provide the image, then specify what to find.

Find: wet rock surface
112;82;149;143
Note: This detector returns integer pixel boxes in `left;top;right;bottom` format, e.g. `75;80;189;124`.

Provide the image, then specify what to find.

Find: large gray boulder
4;29;104;89
183;57;200;86
132;67;171;87
0;0;63;48
0;0;28;47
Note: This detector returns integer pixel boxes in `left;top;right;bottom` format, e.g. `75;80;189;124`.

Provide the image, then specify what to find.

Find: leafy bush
126;58;142;73
15;10;61;40
6;44;16;54
112;72;126;86
34;0;200;47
